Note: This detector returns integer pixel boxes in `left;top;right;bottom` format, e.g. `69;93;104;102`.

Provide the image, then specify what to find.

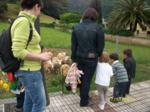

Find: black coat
123;57;136;79
71;19;105;62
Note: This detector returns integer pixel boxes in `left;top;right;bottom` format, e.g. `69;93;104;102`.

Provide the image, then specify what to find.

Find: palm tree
108;0;150;32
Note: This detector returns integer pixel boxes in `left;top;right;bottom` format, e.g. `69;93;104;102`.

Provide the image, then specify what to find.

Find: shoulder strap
26;23;33;48
10;16;33;49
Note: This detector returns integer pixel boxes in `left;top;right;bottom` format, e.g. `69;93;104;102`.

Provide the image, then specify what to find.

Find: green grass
40;14;56;24
0;23;8;32
41;27;71;48
0;22;150;98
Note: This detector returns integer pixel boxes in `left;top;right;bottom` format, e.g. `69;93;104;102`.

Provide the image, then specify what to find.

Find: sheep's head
57;52;66;61
60;64;70;76
61;56;72;65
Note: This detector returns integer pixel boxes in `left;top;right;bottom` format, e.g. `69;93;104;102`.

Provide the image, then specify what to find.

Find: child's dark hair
109;53;119;61
21;0;42;10
123;49;132;57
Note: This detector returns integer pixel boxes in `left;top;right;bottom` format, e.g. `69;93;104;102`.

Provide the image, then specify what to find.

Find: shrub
104;29;134;37
55;23;76;30
40;22;56;28
0;1;7;13
60;12;81;24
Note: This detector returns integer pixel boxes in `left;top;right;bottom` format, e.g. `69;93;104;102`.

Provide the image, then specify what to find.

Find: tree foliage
108;0;150;32
90;0;102;24
67;0;91;13
60;12;81;23
0;1;7;14
42;0;67;19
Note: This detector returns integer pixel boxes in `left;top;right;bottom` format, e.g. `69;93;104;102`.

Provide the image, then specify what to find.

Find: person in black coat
123;49;136;95
71;8;105;107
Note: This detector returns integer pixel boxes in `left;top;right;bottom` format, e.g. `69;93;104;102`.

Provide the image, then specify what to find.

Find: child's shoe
118;97;123;102
110;97;122;103
98;104;105;110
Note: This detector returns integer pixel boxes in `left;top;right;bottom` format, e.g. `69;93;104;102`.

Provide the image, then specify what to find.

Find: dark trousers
113;82;128;98
126;78;133;94
77;58;97;106
16;92;24;109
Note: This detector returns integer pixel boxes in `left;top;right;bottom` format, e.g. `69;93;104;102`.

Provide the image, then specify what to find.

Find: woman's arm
71;30;78;62
25;52;52;61
11;18;52;62
96;26;105;57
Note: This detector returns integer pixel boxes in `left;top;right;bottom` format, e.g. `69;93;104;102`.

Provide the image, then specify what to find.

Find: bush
40;22;56;28
104;29;134;37
0;1;7;13
57;23;76;29
8;0;19;3
60;12;81;24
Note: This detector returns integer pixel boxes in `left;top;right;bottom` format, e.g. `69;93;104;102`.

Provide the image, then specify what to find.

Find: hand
39;52;53;61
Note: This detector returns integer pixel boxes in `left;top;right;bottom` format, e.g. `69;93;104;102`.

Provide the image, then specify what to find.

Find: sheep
60;64;70;77
42;51;72;75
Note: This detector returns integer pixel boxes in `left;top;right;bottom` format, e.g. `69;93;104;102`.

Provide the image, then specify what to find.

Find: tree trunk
90;0;102;24
130;21;137;32
133;20;138;32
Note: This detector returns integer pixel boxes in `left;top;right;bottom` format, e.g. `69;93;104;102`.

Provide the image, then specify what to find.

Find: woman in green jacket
11;0;52;112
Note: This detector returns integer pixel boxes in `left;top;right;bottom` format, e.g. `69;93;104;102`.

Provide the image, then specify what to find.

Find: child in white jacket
95;52;113;110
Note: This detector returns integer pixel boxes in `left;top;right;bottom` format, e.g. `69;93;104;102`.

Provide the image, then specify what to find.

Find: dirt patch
106;35;150;47
43;48;71;56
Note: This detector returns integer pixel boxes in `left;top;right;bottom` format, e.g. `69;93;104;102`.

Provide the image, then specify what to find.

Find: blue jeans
15;70;46;112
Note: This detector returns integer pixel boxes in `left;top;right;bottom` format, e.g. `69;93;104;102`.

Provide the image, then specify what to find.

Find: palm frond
108;0;150;31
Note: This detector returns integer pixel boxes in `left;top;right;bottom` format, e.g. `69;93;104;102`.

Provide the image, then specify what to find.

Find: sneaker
98;104;105;110
80;102;93;107
11;89;20;94
80;101;93;107
15;107;23;112
110;98;122;103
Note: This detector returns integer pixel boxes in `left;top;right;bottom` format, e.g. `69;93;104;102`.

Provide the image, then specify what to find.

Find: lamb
60;64;70;77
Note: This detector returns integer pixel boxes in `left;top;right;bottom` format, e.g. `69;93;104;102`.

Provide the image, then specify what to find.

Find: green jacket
11;11;41;71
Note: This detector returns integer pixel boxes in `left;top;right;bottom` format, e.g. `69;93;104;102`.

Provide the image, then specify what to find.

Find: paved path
0;81;150;112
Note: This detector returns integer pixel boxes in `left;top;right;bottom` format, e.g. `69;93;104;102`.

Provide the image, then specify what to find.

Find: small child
95;52;113;110
109;53;129;103
123;49;136;95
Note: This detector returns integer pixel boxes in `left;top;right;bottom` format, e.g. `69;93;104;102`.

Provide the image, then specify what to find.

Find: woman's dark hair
109;53;119;61
82;8;98;21
21;0;42;10
123;49;132;57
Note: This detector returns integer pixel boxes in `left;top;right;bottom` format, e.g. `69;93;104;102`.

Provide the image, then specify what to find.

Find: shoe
98;104;105;110
80;102;93;107
15;108;23;112
11;89;20;94
80;101;93;107
118;97;123;102
80;97;94;107
110;97;122;103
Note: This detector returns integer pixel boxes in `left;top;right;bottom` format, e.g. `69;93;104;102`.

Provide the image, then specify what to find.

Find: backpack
0;16;33;73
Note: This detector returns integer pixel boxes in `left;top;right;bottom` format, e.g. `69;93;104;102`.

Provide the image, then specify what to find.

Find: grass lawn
0;22;150;98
